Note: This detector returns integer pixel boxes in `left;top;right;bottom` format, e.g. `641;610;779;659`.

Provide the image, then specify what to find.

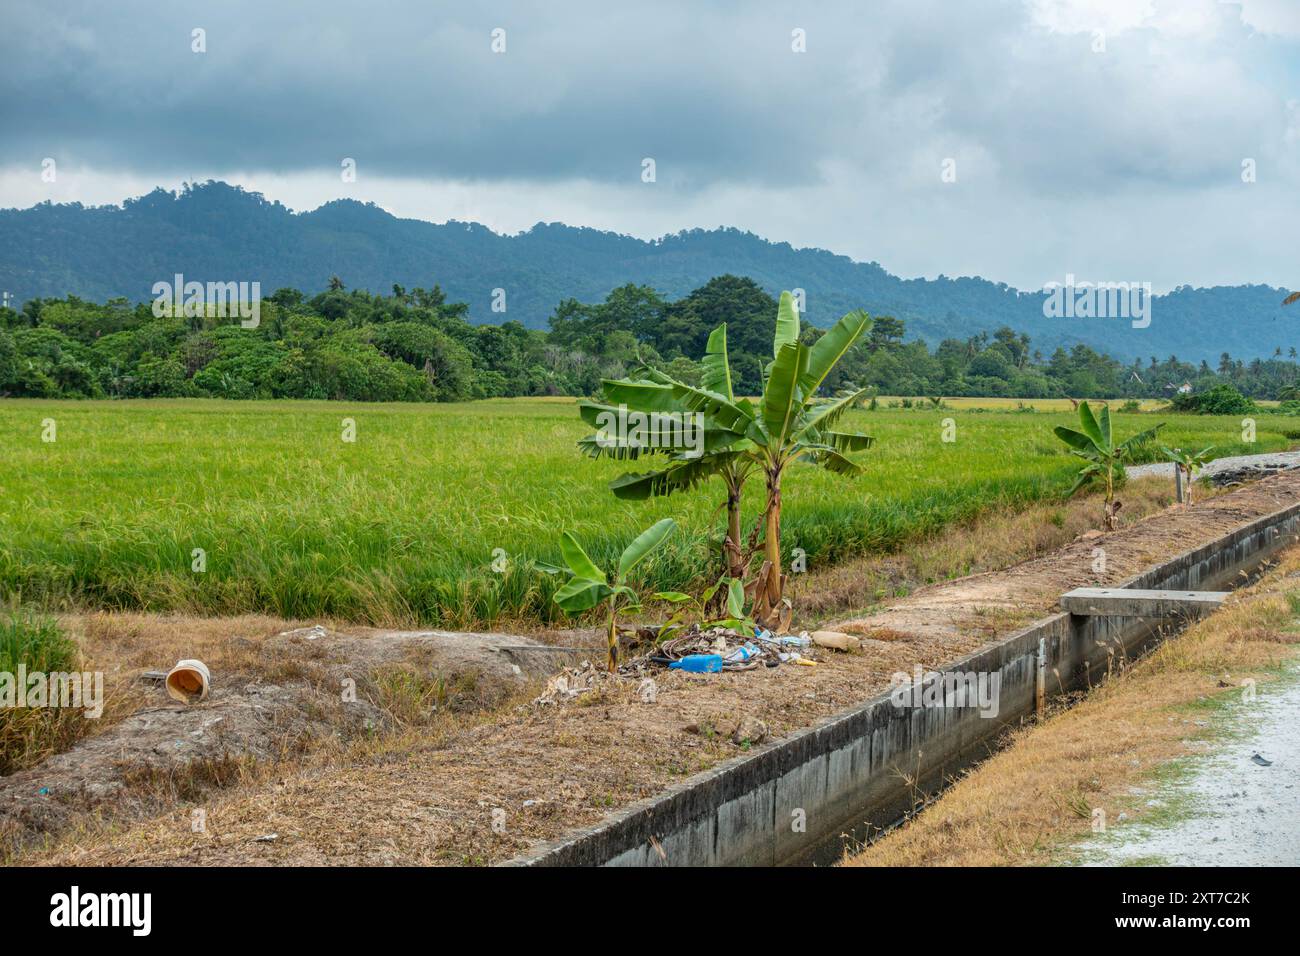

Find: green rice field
0;397;1294;628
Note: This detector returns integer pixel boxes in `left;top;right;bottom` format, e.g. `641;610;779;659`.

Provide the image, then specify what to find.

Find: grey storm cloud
4;0;1293;195
3;0;1300;293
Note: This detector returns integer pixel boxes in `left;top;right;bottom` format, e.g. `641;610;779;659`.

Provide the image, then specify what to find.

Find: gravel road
1126;451;1300;482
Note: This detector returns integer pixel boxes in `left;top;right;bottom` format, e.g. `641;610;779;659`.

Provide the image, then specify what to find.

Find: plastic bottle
669;654;724;673
725;643;761;663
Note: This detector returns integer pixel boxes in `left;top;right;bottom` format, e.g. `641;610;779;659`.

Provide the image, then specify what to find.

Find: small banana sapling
1054;401;1164;531
1161;445;1214;505
546;518;676;671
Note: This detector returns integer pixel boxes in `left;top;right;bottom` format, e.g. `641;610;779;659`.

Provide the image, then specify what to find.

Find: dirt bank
0;621;570;855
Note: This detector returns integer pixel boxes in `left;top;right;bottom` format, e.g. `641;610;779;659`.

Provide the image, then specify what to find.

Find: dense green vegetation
4;273;1300;403
1;398;1292;629
1;181;1293;364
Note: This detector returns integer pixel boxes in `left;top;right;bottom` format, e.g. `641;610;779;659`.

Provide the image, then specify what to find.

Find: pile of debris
532;659;610;706
628;624;865;675
531;626;862;706
1206;460;1300;487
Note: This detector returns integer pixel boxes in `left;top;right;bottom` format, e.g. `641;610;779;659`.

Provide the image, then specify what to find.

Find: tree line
2;274;1297;402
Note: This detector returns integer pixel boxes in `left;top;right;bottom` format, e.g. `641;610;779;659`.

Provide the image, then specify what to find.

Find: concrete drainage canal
508;499;1300;867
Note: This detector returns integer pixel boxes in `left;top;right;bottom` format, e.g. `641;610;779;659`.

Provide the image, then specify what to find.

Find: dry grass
843;549;1300;868
790;476;1180;624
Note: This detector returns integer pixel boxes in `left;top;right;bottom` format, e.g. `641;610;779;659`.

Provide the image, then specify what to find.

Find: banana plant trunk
763;466;783;604
726;482;745;580
1104;466;1117;531
606;601;618;672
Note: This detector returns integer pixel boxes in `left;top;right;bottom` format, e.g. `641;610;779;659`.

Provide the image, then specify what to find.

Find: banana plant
1161;445;1214;505
1054;402;1164;530
596;293;875;625
577;324;756;580
550;518;676;671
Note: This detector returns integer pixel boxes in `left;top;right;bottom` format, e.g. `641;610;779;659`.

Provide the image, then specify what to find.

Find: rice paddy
1;397;1294;629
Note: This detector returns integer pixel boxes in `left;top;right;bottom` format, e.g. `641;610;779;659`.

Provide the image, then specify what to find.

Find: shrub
0;612;81;774
1171;383;1255;416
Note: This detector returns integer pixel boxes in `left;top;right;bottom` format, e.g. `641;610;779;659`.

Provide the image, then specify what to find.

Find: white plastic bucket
165;659;211;703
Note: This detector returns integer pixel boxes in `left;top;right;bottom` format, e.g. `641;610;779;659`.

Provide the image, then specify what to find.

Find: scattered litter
533;623;835;708
724;643;762;664
640;627;807;672
139;670;168;683
755;628;811;648
533;660;604;706
1251;752;1273;767
279;624;328;641
252;833;278;843
811;630;860;652
165;659;211;704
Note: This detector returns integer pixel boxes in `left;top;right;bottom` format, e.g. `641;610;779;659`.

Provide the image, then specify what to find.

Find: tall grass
0;397;1294;629
0;611;80;773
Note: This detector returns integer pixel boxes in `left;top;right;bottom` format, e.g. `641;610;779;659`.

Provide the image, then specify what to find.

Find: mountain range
1;180;1292;363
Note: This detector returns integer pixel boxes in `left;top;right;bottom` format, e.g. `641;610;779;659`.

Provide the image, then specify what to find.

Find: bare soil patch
8;472;1300;866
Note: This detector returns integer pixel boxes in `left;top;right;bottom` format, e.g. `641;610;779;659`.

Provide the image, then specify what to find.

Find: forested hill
0;180;1292;363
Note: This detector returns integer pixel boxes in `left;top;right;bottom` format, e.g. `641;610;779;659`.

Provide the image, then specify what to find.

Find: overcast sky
2;0;1298;293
